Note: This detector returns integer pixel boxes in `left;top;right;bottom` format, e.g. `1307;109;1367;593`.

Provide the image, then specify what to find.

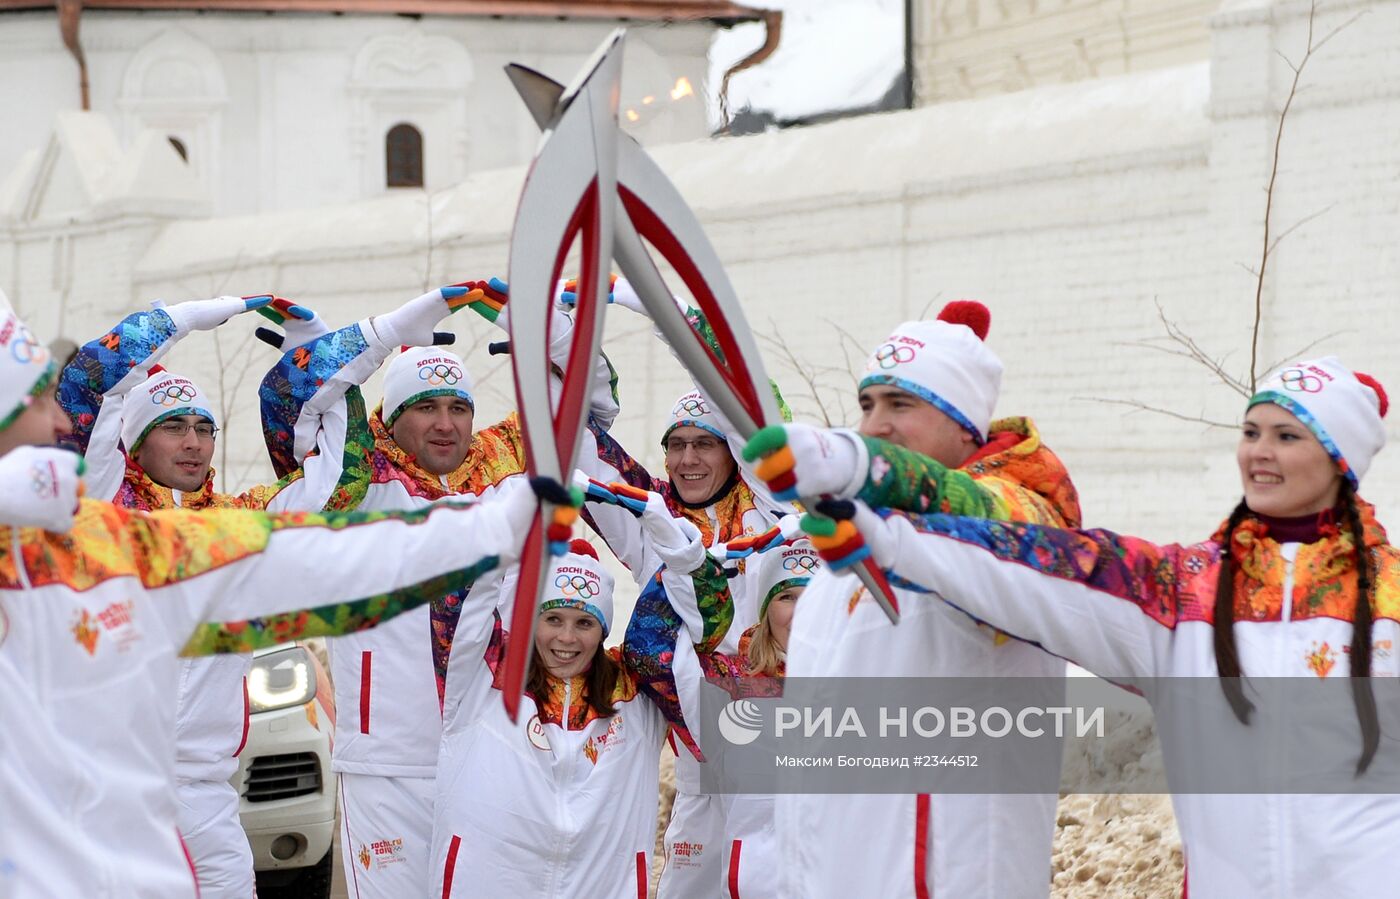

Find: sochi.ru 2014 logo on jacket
358;838;404;872
70;600;141;656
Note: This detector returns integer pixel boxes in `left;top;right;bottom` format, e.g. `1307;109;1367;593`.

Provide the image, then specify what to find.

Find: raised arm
59;297;270;455
620;492;735;759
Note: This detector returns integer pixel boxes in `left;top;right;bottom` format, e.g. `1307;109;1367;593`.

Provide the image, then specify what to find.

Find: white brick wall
7;0;1400;559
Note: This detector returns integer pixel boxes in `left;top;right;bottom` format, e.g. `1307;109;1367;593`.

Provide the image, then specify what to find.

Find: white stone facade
0;11;714;215
913;0;1216;102
5;0;1400;557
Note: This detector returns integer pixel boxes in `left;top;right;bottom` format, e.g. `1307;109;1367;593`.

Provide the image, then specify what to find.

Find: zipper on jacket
11;530;32;590
562;679;574;732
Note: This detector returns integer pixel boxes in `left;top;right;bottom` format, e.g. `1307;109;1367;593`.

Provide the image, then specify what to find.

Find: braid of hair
1340;479;1380;775
1213;499;1255;724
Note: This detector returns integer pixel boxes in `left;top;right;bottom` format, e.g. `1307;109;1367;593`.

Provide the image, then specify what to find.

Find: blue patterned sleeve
260;321;375;478
59;309;180;454
621;556;733;758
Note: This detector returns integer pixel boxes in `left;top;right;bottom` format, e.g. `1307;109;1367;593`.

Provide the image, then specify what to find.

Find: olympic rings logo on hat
782;555;819;573
153;384;198;407
554;573;600;598
9;327;48;366
30;461;58;500
674;397;710;418
1280;368;1324;394
418;363;464;387
870;344;916;370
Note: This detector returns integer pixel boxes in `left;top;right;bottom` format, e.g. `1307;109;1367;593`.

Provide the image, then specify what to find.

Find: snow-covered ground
707;0;905;128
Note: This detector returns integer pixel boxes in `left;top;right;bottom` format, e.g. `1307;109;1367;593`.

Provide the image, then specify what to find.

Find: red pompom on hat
937;300;991;341
569;538;599;560
147;364;166;376
1355;372;1389;418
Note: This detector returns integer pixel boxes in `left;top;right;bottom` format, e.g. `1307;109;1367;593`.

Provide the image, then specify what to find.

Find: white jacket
63;310;393;792
0;492;525;898
331;471;519;777
429;544;728;897
775;563;1064;899
872;506;1400;899
0;652;115;899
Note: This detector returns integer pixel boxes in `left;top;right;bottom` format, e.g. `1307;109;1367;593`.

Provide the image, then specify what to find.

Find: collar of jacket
117;453;220;511
963;415;1083;528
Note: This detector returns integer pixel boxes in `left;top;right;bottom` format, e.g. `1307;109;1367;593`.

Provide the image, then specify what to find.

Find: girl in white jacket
430;493;732;899
775;357;1399;899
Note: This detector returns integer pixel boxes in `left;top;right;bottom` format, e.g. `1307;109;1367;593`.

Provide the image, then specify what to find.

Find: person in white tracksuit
781;357;1400;899
0;298;554;898
743;301;1082;899
305;282;620;899
581;389;793;896
58;290;420;897
630;534;822;899
429;491;732;899
0;445;101;898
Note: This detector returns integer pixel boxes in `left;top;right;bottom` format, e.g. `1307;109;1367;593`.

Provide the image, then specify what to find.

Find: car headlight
248;646;317;714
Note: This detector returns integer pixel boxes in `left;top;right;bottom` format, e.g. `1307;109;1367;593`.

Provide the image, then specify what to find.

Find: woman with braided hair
761;356;1396;898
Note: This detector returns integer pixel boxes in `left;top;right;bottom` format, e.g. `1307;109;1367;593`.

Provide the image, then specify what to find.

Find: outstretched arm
119;478;541;654
849;504;1188;681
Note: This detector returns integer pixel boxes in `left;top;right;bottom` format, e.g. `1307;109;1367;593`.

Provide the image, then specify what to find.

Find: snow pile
1054;703;1183;897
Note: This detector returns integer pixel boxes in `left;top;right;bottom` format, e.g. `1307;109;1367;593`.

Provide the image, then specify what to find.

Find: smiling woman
814;354;1400;898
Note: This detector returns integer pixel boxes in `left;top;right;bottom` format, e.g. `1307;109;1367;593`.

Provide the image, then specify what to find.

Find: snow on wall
6;0;1400;560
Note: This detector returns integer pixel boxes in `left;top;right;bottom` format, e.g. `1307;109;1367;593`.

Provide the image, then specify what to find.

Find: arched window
386;123;424;188
168;136;189;162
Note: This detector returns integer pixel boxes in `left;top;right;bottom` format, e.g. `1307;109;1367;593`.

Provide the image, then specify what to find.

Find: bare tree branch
1075;397;1236;430
1267;203;1335;255
1249;0;1364;391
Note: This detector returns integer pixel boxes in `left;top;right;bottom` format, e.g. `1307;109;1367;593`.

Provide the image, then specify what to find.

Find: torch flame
670;76;694;101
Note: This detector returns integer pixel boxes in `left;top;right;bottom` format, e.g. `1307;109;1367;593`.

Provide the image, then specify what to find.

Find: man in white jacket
745;302;1083;898
0;298;556;898
301;282;620;899
58;287;461;897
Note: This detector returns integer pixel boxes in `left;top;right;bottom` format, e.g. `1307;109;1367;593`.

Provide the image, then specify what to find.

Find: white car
230;642;337;899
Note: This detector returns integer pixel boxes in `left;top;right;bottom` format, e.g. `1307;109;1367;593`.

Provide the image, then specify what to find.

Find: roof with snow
0;0;769;20
0;112;208;224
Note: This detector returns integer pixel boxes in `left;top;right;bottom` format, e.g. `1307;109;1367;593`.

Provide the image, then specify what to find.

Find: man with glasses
581;386;794;897
58;288;461;898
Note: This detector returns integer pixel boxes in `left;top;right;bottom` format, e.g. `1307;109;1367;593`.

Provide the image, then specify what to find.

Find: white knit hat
660;389;726;445
756;539;821;620
381;346;474;429
1249;357;1389;487
539;540;616;636
858;301;1003;443
0;296;57;431
120;368;218;453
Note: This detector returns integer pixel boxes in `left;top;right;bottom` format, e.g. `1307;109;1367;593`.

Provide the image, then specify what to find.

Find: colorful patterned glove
161;294;271;337
368;283;482;349
251;296;331;350
742;423;867;502
800;500;895;573
0;446;85;532
559;274;649;317
526;475;586;556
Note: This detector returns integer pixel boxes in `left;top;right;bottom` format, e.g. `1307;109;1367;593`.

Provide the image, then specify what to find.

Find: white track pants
657;790;726;898
338;773;435;899
177;778;256;899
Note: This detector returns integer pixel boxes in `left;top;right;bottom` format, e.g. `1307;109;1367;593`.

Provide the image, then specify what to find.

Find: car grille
243;753;321;803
